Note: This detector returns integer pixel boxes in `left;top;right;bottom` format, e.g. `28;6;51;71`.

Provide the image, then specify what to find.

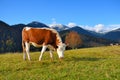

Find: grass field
0;46;120;80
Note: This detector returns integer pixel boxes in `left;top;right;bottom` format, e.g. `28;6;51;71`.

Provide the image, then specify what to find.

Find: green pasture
0;46;120;80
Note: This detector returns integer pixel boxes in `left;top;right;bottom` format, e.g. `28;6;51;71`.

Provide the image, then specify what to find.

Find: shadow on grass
70;57;106;62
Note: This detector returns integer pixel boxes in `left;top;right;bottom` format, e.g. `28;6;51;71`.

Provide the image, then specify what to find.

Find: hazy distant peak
27;21;49;28
28;21;45;25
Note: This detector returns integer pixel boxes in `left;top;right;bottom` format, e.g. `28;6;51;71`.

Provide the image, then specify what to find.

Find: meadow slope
0;46;120;80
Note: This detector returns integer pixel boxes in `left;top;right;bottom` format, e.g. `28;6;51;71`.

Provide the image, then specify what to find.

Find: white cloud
80;24;120;33
107;24;120;31
94;24;104;32
67;22;77;28
96;24;120;32
80;24;104;32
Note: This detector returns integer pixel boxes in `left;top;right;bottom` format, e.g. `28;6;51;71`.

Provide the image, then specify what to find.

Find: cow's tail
22;28;26;60
22;28;26;52
22;41;25;52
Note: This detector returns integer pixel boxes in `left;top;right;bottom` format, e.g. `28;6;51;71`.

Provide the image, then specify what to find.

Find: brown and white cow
22;27;66;61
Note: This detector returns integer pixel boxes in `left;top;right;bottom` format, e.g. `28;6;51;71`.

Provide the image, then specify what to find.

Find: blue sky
0;0;120;32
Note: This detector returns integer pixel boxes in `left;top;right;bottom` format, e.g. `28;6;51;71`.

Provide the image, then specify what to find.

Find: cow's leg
39;45;47;61
25;42;31;60
49;50;53;60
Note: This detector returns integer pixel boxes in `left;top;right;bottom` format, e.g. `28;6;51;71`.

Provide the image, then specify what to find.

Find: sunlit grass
0;46;120;80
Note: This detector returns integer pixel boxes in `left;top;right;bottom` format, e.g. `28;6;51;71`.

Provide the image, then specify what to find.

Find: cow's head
57;43;66;59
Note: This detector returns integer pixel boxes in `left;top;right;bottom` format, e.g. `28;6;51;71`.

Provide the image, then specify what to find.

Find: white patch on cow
30;42;42;47
25;27;31;31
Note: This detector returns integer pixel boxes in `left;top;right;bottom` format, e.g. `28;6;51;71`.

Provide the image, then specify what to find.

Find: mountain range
0;20;119;53
50;22;120;42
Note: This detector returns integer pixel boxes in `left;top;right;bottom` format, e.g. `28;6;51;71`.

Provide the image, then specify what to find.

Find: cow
22;27;66;61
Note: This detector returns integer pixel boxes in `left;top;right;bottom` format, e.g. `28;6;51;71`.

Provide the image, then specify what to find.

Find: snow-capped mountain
49;24;69;31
